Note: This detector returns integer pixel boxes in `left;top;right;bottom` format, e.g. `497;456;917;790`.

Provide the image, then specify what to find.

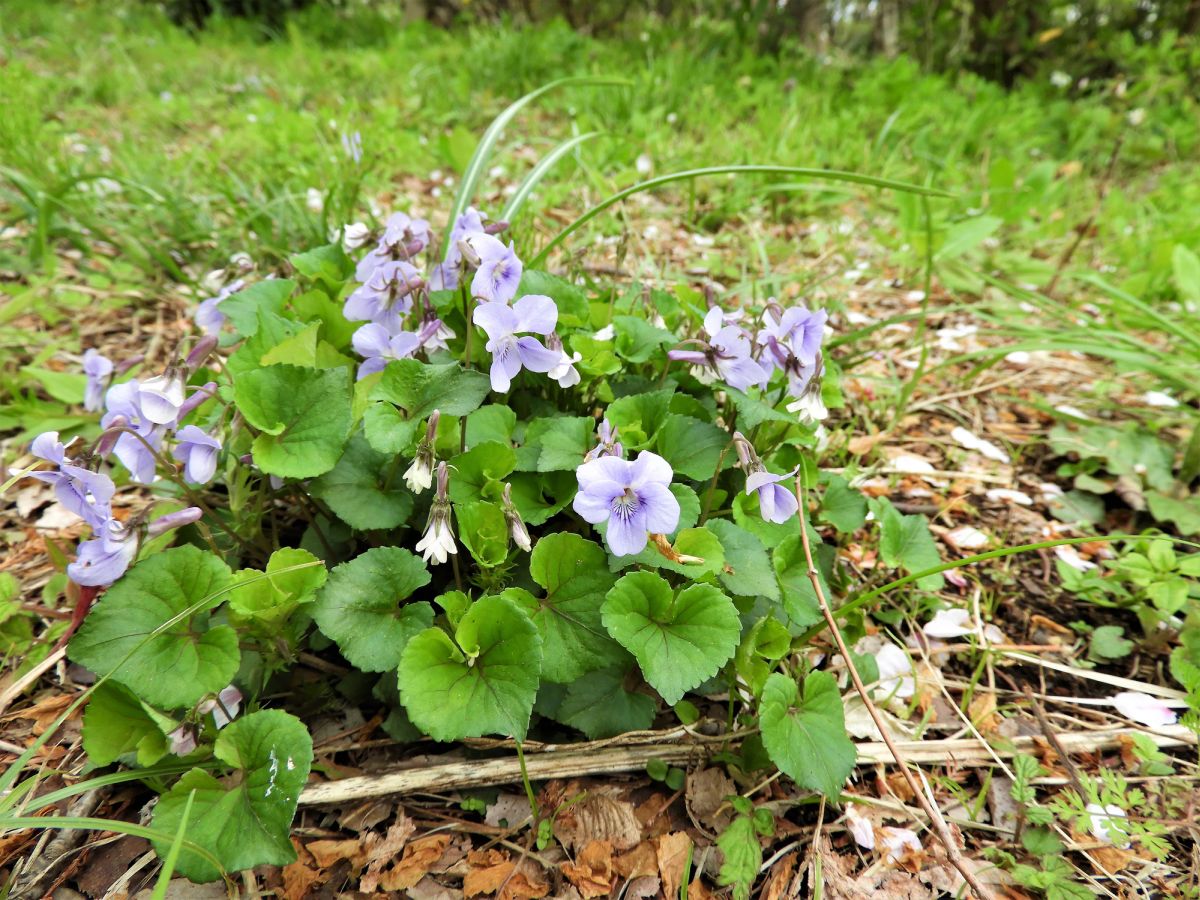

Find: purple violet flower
668;307;769;392
22;432;115;528
67;516;139;586
172;425;222;484
138;369;187;426
761;305;827;368
351;323;421;380
199;685;243;729
584;419;623;462
354;212;432;281
474;294;562;392
341;130;363;164
82;349;113;412
430;207;488;291
465;233;523;304
546;333;581;388
572;451;680;557
343;260;423;332
194;279;245;335
102;381;165;484
733;432;799;524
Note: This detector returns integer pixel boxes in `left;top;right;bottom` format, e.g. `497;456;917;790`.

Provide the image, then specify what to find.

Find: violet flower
733;432;798;524
138;369;187;426
172;425;222;484
784;358;828;423
465;233;523;304
351;323;420;380
667;307;769;392
102;381;165;484
167;724;198;756
415;314;455;353
404;411;439;493
194;279;245;335
760;305;827;369
429;207;488;290
82;349;113;412
67;516;138;586
583;419;623;462
23;432;114;529
502;482;531;552
416;462;456;565
341;130;363;164
474;294;562;392
572;451;680;557
546;333;581;388
343;260;423;332
354;212;432;281
199;685;243;729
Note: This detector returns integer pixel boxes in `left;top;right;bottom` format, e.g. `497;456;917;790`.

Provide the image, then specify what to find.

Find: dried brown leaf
464;849;549;900
614;841;658;879
561;840;616;898
360;814;418;891
556;793;642;852
381;834;452;892
306;838;362;869
686;768;735;832
761;850;797;900
655;832;692;900
282;839;324;899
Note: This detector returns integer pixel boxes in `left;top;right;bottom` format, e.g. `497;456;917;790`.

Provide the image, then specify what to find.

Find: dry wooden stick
792;484;995;900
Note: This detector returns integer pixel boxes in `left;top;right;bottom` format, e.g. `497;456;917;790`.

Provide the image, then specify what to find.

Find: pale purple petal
488;338;523;392
512;294;558;335
352;323;394;359
571;478;625;523
358;357;387;380
83;350;113;412
515;336;561;373
717;356;769;392
703;306;724;338
1111;691;1178;727
629;451;673;490
758;483;797;523
638;481;680;534
606;506;649;556
139;373;186;426
31;432;67;466
473;301;518;342
576;456;632;492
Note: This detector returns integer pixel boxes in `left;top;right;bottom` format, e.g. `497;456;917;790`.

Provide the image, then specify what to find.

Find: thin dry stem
792;482;995;900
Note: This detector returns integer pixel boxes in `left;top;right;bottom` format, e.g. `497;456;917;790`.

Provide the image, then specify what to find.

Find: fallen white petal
1143;390;1179;408
924;608;975;638
874;643;915;699
986;488;1033;506
1054;545;1096;571
1085;803;1131;847
881;826;922;862
950;426;1011;464
891;454;936;474
945;525;989;550
845;805;875;850
1111;691;1178;727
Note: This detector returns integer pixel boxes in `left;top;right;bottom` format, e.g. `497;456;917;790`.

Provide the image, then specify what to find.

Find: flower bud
146;506;203;538
177;382;217;419
502;483;531;552
185;335;219;372
483;220;510;236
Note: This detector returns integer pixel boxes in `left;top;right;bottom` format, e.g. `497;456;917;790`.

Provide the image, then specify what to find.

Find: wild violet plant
8;145;932;882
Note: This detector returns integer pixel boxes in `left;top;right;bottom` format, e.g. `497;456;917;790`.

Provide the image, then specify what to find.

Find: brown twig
791;481;995;900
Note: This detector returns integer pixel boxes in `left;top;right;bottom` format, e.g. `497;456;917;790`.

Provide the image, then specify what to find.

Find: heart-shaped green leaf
150;709;314;882
310;547;434;673
229;548;326;629
399;594;541;740
509;533;625;682
311;432;414;530
759;671;855;798
69;546;237;709
234;364;352;478
655;414;732;480
371;358;491;421
707;519;779;601
601;571;739;705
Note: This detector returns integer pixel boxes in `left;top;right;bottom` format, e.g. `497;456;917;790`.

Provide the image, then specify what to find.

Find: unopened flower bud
457;238;481;269
146;506;203;538
177;382;217;419
483;220;510;236
501;483;531;552
95;417;128;457
185;335;219;372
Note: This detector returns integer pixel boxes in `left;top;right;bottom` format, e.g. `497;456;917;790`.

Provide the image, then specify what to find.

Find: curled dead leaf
561;840;616;898
556;793;642;852
656;832;692;900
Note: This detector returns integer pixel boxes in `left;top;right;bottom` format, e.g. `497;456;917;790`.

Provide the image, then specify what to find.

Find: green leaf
518;533;624;682
1088;625;1134;661
363;404;418;456
607;525;725;578
310;432;414;530
726;388;792;431
82;682;168;767
399;595;542;740
258;321;354;370
290;243;352;286
521;416;594;472
456;501;510;568
717;811;767;900
310;548;434;673
878;503;945;590
507;470;576;526
371;358;492;421
291;289;358;349
150;709;313;882
759;671;855;798
707;519;780;601
229;548;326;629
467;405;517;448
1147;492;1200;536
218;280;296;337
448;441;517;503
772;534;831;628
1021;827;1064;857
22;366;84;404
234;364;352;478
819;477;868;533
553;666;656;739
601;572;739;705
655;415;731;481
613;315;676;363
69;546;237;709
606;390;673;450
225;309;304;377
936;215;1002;261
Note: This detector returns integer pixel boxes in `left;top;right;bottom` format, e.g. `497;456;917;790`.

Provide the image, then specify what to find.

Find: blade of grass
0;816;223;874
151;789;196;899
444;76;628;257
529;165;951;267
501;131;601;223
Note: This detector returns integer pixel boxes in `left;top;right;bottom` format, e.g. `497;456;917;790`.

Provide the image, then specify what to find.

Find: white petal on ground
844;805;875;850
891;454;936;474
924;608;975;638
950;426;1010;464
881;826;922;862
1111;691;1178;727
1085;803;1131;848
1054;545;1097;571
945;525;989;550
874;643;915;699
1142;390;1179;408
986;488;1033;506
